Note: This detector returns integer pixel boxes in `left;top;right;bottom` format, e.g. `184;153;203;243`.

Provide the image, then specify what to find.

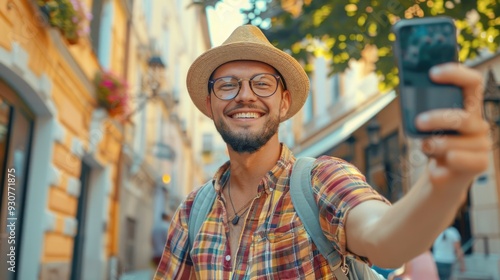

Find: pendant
231;215;240;225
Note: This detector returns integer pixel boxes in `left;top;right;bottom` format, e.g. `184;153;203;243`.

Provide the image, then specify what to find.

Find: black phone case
392;16;464;137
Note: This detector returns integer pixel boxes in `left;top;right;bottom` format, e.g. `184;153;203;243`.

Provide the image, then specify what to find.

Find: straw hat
186;25;309;121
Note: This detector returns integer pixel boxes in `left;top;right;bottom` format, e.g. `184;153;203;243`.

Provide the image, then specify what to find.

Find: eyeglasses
209;73;285;100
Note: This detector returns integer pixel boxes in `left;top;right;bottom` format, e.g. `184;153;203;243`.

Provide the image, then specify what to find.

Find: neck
226;135;281;193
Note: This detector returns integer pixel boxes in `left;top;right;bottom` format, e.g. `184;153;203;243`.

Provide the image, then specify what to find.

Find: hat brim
186;41;309;121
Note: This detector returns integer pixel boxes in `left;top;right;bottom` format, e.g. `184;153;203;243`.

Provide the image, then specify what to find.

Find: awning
296;90;397;158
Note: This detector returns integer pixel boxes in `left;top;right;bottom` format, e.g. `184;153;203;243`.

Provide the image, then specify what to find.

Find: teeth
233;112;259;119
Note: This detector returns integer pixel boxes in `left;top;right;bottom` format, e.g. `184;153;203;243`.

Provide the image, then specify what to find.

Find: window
71;162;91;280
124;217;137;270
383;132;403;202
365;131;403;202
0;99;10;182
0;82;34;280
202;133;213;154
303;92;313;124
94;1;113;68
126;0;134;10
330;74;340;106
144;0;153;29
89;0;104;53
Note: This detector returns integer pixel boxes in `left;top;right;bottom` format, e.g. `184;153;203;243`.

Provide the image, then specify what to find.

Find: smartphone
392;16;463;137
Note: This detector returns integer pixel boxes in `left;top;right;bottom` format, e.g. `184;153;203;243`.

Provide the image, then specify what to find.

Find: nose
234;80;257;103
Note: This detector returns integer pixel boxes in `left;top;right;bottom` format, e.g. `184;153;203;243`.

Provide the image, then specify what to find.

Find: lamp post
484;70;500;148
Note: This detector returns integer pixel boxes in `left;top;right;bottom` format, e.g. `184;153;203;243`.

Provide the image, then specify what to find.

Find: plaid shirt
154;145;389;279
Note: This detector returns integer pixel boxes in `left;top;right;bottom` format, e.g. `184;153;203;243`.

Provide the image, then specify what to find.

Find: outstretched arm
345;63;491;267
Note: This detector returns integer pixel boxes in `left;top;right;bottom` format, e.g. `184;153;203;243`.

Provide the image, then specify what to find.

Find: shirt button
225;255;231;261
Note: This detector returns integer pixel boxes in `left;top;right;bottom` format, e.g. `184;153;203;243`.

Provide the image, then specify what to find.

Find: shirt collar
211;144;295;196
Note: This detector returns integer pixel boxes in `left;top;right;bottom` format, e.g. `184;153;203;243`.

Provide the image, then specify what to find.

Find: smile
230;112;262;119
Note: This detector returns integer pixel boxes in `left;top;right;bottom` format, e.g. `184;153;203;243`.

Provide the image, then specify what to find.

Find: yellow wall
111;0;127;75
1;0;125;268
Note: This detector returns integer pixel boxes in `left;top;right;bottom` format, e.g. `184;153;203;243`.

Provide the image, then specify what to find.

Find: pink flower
95;70;130;118
102;80;114;89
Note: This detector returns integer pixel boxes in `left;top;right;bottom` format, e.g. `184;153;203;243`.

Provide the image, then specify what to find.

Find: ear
205;95;213;119
279;90;291;119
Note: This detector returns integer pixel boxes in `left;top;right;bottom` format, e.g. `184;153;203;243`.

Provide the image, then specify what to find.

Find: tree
200;0;499;90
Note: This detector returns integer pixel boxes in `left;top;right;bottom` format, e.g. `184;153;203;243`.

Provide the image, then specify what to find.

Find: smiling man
153;25;491;279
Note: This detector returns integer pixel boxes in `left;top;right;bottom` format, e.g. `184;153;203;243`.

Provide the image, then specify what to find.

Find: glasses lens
251;74;279;97
213;77;239;100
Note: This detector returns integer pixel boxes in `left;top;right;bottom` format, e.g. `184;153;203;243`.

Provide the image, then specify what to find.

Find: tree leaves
199;0;499;90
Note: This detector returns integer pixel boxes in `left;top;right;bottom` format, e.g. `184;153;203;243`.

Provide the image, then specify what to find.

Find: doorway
70;162;92;280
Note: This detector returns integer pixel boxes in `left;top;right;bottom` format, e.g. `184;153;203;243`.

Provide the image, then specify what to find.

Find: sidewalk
119;269;154;280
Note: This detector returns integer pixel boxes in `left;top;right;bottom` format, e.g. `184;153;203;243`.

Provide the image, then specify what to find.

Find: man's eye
219;83;238;91
253;81;271;88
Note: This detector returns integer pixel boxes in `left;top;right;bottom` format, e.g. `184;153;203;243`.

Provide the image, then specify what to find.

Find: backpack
188;157;386;280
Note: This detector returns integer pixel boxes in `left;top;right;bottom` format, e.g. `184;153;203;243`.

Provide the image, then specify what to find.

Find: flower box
37;0;92;44
94;70;130;119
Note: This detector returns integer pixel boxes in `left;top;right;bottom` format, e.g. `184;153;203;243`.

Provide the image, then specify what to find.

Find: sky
206;0;250;46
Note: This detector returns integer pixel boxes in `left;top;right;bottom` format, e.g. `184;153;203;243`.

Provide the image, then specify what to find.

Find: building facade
0;1;222;280
0;1;124;279
114;0;222;275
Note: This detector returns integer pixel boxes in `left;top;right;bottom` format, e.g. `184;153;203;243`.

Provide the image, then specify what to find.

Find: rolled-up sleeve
311;156;391;258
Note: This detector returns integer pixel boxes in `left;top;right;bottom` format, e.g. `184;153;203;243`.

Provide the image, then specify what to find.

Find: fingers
427;147;490;173
447;150;490;173
429;63;482;91
421;135;492;157
417;63;488;135
416;109;490;136
418;63;491;188
418;110;491;176
421;132;491;177
429;63;484;116
427;150;488;190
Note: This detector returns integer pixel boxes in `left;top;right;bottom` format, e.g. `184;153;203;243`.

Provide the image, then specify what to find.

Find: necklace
227;180;257;225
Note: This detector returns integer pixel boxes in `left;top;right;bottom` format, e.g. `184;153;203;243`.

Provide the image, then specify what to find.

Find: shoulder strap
188;180;217;249
290;157;348;280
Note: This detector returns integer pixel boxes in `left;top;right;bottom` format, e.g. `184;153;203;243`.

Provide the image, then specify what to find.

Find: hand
416;63;492;189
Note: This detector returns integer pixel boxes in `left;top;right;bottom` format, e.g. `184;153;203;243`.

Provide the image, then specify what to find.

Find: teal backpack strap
188;180;216;250
290;157;348;280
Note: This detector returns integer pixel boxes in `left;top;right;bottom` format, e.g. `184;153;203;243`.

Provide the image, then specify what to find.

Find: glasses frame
208;73;286;101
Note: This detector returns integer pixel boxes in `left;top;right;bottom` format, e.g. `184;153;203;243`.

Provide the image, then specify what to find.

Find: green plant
95;70;130;118
38;0;92;42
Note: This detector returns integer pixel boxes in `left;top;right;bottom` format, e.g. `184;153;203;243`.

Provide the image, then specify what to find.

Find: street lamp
483;70;500;148
146;55;167;95
126;55;167;119
148;55;166;68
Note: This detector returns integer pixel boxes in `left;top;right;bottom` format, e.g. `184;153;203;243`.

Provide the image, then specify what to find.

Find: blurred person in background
388;251;439;280
433;226;466;280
